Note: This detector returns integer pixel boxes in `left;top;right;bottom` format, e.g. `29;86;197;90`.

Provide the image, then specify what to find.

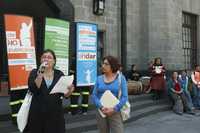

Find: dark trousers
192;84;200;108
70;86;90;114
170;92;192;113
152;90;164;100
10;89;27;124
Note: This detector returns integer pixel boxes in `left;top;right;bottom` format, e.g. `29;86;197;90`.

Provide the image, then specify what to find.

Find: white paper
98;109;106;118
155;66;162;74
50;75;74;94
100;90;119;107
99;90;119;117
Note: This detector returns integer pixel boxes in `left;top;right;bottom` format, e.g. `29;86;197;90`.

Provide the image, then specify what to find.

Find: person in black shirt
127;64;140;81
24;49;74;133
126;64;143;94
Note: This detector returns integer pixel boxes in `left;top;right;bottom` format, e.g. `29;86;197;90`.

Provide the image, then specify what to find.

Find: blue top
178;75;189;92
45;79;53;89
92;74;128;112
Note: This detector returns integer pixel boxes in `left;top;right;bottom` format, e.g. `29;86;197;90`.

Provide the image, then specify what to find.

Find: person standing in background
149;57;166;100
10;89;27;125
191;65;200;109
69;86;90;115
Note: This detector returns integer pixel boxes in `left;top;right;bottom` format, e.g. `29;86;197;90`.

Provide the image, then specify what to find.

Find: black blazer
28;69;64;115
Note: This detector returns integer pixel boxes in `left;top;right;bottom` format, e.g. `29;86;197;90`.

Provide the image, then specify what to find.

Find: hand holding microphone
35;62;47;89
38;61;47;75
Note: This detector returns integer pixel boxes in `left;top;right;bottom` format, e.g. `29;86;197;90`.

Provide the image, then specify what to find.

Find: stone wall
53;0;121;58
72;0;121;58
126;0;200;71
52;0;200;71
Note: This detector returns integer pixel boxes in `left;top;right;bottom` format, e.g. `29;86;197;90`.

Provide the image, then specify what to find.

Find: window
182;12;197;69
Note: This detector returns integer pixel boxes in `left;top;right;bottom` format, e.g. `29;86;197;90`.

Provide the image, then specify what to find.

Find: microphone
38;62;47;74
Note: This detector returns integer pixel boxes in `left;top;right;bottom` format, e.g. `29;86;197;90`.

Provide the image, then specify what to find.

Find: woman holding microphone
23;49;74;133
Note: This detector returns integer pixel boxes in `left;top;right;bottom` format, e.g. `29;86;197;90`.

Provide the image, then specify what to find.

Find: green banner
44;18;70;75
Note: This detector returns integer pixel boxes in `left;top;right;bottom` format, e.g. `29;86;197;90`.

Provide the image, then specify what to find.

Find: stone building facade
0;0;200;75
53;0;122;69
53;0;200;71
126;0;200;70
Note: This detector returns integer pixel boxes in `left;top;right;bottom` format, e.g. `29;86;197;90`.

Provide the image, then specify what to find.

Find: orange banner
4;14;37;91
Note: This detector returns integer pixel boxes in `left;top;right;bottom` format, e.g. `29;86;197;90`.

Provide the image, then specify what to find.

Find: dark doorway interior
97;31;105;75
0;0;74;96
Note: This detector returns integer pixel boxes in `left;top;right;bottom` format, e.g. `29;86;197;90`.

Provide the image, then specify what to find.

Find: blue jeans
170;92;191;113
183;91;193;109
192;84;200;108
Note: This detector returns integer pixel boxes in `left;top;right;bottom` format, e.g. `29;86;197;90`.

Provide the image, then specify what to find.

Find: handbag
17;90;33;132
118;72;131;121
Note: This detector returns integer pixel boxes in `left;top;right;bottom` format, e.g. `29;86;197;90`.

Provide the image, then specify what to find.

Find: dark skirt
150;75;166;91
23;96;65;133
23;111;65;133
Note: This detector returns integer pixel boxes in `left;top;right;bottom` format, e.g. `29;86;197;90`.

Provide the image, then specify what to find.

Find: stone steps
65;95;171;133
0;94;172;133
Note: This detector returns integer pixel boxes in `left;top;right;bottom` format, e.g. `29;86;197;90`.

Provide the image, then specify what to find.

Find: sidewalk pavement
84;110;200;133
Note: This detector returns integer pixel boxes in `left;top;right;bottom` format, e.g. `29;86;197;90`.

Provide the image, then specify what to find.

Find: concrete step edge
65;105;171;133
65;99;170;123
0;104;171;133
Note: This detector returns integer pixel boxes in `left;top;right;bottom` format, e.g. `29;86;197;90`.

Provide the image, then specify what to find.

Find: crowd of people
124;57;200;116
20;51;128;133
17;50;200;133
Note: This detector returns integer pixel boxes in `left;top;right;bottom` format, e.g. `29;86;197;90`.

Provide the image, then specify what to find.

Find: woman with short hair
92;55;128;133
24;49;74;133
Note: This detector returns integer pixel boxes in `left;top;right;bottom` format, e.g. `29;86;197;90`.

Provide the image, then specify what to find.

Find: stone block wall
126;0;200;71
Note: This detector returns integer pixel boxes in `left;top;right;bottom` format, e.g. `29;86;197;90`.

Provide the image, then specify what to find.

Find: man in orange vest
191;65;200;109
